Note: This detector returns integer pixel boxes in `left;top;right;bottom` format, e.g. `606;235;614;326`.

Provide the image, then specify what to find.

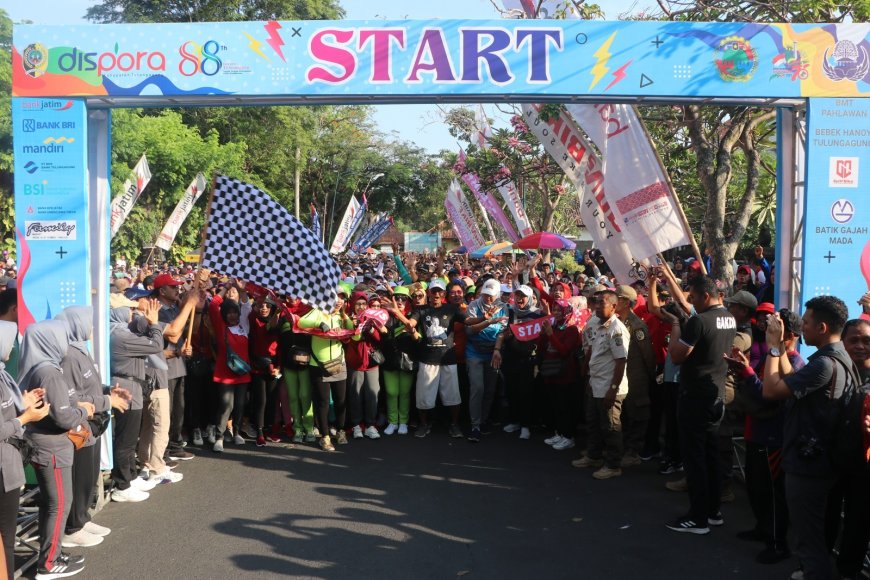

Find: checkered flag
202;176;341;311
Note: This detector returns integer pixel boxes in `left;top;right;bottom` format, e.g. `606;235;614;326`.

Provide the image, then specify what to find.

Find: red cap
153;273;183;289
756;302;775;315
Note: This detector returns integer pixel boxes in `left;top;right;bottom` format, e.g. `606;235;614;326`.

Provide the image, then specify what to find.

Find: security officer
614;285;656;467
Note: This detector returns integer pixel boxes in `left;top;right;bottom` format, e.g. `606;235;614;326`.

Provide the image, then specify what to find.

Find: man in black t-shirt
409;279;466;439
762;295;857;580
662;276;737;535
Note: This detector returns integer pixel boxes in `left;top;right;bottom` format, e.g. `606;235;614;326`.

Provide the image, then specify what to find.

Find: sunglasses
413;293;426;299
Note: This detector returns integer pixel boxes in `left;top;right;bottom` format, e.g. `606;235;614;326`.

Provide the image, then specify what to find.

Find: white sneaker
519;427;531;440
383;423;398;435
233;434;245;445
364;426;381;439
111;486;149;503
503;423;521;433
62;529;103;548
83;522;110;537
206;425;216;445
150;470;183;484
352;425;364;439
212;439;224;453
552;437;575;451
192;428;203;446
130;476;158;491
544;434;563;446
398;424;408;435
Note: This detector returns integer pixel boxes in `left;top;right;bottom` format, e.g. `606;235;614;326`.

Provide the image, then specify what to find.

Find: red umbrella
513;232;576;250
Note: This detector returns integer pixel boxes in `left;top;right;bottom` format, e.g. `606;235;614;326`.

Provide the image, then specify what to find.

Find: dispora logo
56;46;167;76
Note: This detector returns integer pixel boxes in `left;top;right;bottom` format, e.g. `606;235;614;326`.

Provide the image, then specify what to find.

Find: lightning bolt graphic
604;60;633;91
589;31;617;90
264;21;286;62
243;32;269;61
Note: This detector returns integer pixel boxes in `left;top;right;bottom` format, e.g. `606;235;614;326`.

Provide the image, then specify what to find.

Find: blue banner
12;21;870;100
350;215;393;255
802;98;870;323
12;98;90;329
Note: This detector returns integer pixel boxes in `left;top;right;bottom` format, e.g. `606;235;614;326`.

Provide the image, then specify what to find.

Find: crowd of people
0;243;867;579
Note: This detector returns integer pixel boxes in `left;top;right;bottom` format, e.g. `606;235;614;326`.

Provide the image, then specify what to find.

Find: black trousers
504;358;535;428
66;440;101;534
311;370;346;433
826;466;870;578
663;382;681;462
678;396;724;523
251;373;279;431
34;457;73;569
112;408;143;490
185;358;214;431
166;376;186;453
0;473;20;580
549;380;580;438
787;472;836;580
745;441;789;548
643;379;665;455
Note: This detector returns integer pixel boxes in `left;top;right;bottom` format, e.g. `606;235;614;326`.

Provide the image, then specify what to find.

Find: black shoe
665;515;710;535
169;450;195;461
59;554;85;566
165;460;179;469
35;555;85;579
659;461;684;475
736;528;768;543
467;428;481;443
639;449;659;461
479;422;492;435
707;512;725;527
755;545;791;565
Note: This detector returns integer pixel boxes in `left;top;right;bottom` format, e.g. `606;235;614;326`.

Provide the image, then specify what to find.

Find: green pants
283;367;314;434
383;369;413;425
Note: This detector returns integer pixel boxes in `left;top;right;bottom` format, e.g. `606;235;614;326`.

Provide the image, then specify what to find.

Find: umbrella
513;232;576;250
488;241;524;256
450;246;468;254
470;242;498;258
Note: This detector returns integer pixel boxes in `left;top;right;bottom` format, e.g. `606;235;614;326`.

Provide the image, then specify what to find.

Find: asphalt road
57;425;794;580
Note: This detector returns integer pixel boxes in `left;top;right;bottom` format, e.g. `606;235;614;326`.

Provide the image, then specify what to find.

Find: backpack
826;356;868;475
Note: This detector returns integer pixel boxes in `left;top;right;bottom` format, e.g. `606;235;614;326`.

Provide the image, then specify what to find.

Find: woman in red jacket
248;296;281;447
209;289;252;452
346;292;383;440
538;300;582;451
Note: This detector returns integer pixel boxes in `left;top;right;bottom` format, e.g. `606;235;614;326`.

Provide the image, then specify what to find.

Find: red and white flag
155;173;207;251
445;179;486;250
110;154;151;239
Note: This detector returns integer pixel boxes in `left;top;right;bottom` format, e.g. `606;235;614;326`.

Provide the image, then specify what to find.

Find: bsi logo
24;220;77;240
829;156;859;187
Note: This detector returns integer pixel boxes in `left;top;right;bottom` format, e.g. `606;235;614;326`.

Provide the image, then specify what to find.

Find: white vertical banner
566;104;691;258
523;103;644;283
445;179;487;249
109;154;151;239
154;172;207;251
329;196;361;254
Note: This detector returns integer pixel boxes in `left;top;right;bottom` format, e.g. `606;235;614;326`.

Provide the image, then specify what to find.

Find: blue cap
124;286;154;300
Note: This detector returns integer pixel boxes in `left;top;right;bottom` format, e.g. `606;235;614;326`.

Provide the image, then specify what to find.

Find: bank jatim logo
829;156;859;187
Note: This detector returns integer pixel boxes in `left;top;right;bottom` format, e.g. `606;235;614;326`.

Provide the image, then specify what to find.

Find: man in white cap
464;279;509;442
409;278;467;439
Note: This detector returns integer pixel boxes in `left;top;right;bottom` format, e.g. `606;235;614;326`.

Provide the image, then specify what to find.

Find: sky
2;0;645;153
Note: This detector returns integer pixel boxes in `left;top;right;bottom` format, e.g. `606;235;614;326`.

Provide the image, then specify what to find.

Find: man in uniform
614;285;656;467
571;290;630;480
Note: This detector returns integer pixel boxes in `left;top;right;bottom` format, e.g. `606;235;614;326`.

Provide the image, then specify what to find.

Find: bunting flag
444;179;486;250
472;109;535;237
110;154;151;239
154;172;207;251
344;193;368;247
523;103;646;283
458;149;520;242
309;203;322;242
501;0;691;261
202;175;341;311
350;213;393;255
329;195;361;254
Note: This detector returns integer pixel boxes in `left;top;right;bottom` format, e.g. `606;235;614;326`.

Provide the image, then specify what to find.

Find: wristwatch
768;346;782;357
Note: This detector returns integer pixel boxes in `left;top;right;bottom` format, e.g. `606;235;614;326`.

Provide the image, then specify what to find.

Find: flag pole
632;106;708;276
184;174;218;347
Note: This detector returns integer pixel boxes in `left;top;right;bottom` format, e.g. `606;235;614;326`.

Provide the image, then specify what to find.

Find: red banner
510;316;556;341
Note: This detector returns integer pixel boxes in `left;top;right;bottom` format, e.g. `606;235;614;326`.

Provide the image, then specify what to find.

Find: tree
85;0;344;23
0;10;15;255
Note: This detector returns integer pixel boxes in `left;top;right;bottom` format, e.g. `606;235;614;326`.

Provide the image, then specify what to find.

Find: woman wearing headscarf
0;321;49;580
493;285;541;441
19;320;94;579
297;290;354;452
248;296;281;447
538;300;583;451
278;300;315;444
209;287;252;452
346;292;384;440
108;295;164;503
380;287;416;436
56;306;131;548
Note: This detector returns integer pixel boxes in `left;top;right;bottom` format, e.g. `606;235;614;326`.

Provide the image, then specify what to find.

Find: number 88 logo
178;40;222;76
